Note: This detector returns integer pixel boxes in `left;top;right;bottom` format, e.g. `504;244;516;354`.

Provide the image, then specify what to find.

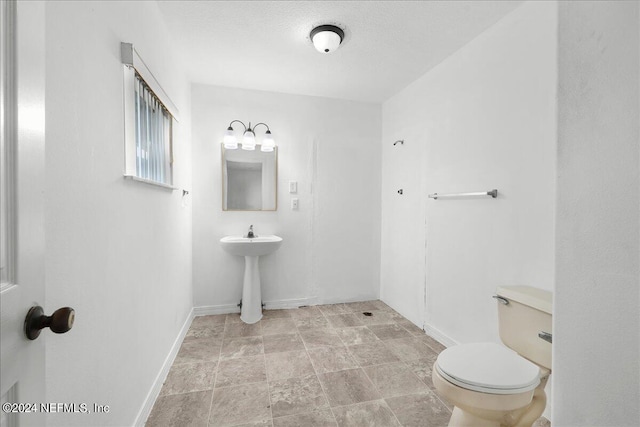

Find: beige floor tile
353;311;395;326
174;338;222;365
386;310;407;321
224;321;262;338
385;337;435;361
294;316;331;330
533;417;551;427
317;304;350;316
368;324;412;341
334;326;379;346
160;362;217;396
385;391;451;427
300;328;344;348
265;350;315;381
307;346;359;374
405;354;438;387
288;306;323;319
220;336;264;360
273;408;337;427
261;318;297;335
333;400;400;427
225;313;243;323
185;324;226;341
147;390;212;427
192;314;227;328
150;300;459;427
395;319;424;335
209;383;271;426
317;368;380;407
420;335;447;353
231;421;273;427
326;314;364;328
216;355;267;388
369;300;395;312
344;301;379;312
269;374;328;418
261;309;293;319
185;327;224;341
263;333;305;354
348;342;400;367
363;362;429;398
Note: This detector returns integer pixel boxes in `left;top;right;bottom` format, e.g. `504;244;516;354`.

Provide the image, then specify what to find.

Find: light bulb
223;127;237;149
242;130;256;150
261;130;275;152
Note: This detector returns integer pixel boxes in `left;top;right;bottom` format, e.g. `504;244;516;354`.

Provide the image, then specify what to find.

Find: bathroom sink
220;235;283;257
220;234;283;324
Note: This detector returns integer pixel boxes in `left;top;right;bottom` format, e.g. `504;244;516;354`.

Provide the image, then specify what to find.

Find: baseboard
194;297;321;315
194;303;239;316
134;307;195;427
264;297;316;309
315;295;380;306
193;296;387;316
422;323;458;348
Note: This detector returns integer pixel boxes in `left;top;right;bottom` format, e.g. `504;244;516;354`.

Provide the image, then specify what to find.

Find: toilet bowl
433;343;549;427
432;286;552;427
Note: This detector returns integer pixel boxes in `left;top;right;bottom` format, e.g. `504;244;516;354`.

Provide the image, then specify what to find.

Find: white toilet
432;286;552;427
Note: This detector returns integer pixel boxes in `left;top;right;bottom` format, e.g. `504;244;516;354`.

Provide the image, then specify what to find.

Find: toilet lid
436;342;540;395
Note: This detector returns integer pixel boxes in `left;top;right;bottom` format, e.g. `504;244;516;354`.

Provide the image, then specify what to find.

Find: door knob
24;306;75;340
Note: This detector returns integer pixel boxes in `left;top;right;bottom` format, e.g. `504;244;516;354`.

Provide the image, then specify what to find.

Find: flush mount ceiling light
223;120;275;152
310;24;345;54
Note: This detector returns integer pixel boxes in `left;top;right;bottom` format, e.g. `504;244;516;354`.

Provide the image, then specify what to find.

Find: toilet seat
436;342;540;395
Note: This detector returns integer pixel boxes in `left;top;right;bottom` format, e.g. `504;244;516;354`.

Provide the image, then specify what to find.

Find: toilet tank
496;286;552;370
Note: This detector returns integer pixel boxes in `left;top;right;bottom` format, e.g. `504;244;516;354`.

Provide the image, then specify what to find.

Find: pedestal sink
220;235;283;324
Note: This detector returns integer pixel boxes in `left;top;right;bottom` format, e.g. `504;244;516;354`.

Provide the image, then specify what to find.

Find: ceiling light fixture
223;120;275;152
310;24;344;54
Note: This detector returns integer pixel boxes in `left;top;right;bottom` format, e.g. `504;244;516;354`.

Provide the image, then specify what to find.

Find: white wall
44;1;192;426
381;1;557;345
554;2;640;426
191;85;381;310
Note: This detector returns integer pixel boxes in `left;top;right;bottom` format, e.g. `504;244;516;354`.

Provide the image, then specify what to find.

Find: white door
1;1;47;426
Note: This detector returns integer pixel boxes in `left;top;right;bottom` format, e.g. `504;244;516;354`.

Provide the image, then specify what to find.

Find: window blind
134;74;172;185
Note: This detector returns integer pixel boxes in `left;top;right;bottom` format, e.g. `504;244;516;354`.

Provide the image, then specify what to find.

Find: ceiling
157;1;523;103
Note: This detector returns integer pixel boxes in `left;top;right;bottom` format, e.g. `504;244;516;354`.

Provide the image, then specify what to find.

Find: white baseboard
194;297;320;316
193;296;383;316
264;297;316;309
134;307;195;427
422;323;458;348
194;303;239;316
315;295;380;306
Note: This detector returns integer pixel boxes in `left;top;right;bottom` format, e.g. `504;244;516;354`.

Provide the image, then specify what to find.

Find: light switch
289;181;298;194
291;198;299;210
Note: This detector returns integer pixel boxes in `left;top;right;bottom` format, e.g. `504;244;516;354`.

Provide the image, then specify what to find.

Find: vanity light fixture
223;120;275;152
310;24;344;54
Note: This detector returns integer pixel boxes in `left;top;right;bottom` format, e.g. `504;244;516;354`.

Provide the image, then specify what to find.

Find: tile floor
146;300;549;427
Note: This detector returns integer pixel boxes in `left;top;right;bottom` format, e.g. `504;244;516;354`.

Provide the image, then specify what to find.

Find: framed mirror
222;144;277;211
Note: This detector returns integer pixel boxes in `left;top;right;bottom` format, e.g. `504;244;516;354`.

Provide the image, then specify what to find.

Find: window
133;75;172;185
122;42;178;188
1;0;16;289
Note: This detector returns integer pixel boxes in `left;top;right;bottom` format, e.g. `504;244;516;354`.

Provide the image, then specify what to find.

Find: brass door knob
24;306;75;340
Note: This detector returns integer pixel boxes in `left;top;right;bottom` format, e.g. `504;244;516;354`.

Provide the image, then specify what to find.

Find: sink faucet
246;225;255;238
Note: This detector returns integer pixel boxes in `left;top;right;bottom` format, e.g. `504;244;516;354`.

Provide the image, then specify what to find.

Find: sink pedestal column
240;256;262;324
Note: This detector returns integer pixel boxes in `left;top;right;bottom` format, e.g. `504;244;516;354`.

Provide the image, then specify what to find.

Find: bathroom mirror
222;144;277;211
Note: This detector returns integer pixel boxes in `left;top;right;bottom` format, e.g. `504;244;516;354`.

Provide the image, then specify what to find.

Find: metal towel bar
428;189;498;200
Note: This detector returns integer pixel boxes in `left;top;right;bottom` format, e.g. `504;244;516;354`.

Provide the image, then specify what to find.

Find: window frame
121;42;179;189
